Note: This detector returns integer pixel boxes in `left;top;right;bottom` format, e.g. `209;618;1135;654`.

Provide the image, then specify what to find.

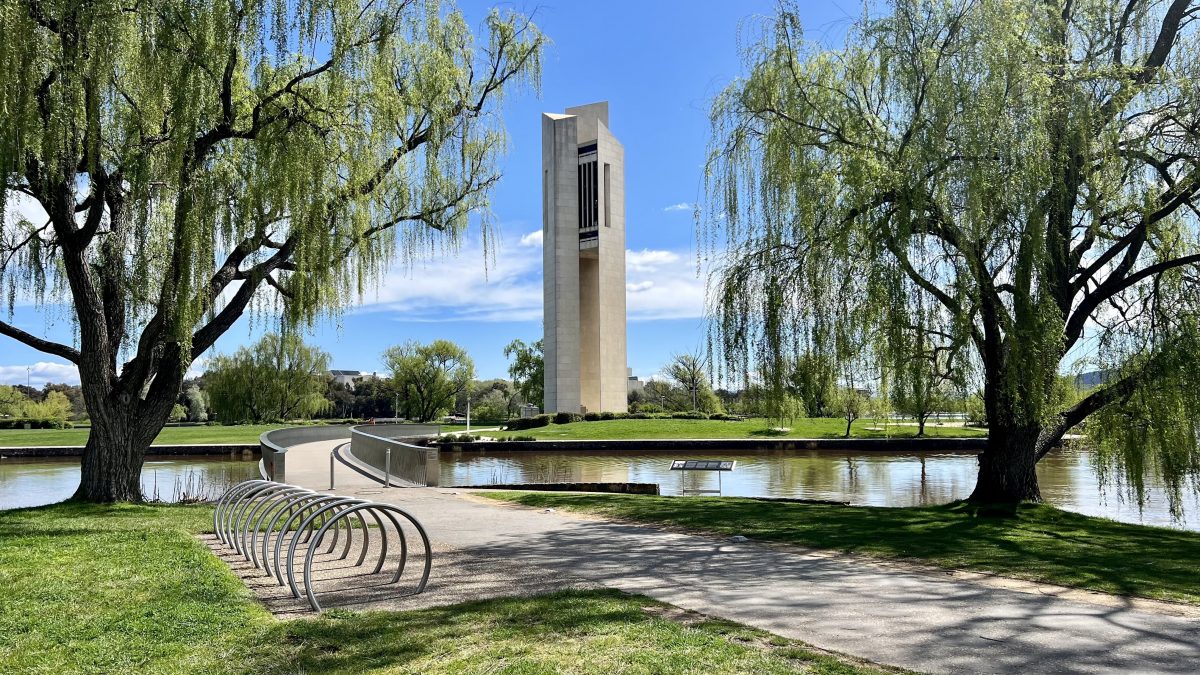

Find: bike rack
212;480;433;612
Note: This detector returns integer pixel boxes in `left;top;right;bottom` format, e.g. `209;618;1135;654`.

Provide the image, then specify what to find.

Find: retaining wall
438;437;988;453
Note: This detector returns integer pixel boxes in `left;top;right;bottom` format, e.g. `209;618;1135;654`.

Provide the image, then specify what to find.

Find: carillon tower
541;102;627;414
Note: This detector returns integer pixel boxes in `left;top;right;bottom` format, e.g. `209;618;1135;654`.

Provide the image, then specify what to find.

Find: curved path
267;440;1200;674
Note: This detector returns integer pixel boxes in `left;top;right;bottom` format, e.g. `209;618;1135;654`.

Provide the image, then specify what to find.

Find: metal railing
259;426;355;482
212;479;431;612
345;424;441;486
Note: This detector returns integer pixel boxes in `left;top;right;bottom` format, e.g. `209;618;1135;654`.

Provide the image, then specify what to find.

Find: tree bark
73;405;153;502
967;423;1043;503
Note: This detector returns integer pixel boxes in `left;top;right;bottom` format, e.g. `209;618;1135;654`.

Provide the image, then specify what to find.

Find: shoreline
0;444;259;458
438;436;988;453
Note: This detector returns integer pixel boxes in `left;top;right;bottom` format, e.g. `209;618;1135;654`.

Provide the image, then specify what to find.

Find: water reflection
440;447;1200;531
0;455;262;510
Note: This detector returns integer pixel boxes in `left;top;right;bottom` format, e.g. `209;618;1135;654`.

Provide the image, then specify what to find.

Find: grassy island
492;417;987;441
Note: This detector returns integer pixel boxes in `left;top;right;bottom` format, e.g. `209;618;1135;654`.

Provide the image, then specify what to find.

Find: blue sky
0;1;859;387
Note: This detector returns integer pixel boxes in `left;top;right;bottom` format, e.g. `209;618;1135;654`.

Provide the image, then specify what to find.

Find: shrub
583;412;602;422
635;403;665;414
671;411;709;420
507;435;537;442
599;411;616;420
0;418;74;429
553;411;581;424
505;414;551;431
709;412;731;421
440;433;480;443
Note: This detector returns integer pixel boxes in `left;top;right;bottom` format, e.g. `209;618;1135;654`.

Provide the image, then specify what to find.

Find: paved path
273;440;1200;674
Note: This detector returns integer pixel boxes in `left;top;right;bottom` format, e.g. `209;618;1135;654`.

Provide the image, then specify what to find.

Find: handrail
345;424;441;486
258;425;355;482
211;479;432;612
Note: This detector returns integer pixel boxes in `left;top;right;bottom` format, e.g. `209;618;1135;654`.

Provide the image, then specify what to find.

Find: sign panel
670;460;736;471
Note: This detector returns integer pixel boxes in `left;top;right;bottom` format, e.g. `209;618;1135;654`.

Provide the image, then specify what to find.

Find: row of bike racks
212;479;432;612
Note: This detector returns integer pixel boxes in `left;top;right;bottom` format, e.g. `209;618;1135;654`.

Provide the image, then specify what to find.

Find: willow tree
0;0;543;501
383;339;474;422
206;333;331;423
705;0;1200;506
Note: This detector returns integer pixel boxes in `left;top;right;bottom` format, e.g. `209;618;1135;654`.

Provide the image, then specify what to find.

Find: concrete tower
542;102;627;414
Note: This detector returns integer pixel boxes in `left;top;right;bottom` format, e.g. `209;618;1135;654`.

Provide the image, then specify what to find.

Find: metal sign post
669;459;736;496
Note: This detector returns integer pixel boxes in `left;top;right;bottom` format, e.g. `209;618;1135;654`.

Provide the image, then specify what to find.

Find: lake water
0;455;262;509
439;446;1200;531
4;447;1196;532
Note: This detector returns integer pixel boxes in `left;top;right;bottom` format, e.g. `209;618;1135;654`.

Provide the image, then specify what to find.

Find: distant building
329;370;378;389
542;101;628;414
1075;370;1112;389
626;368;644;396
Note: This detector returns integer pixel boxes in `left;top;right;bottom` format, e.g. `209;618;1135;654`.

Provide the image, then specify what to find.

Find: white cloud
356;239;707;323
627;249;681;271
624;252;706;321
519;230;543;247
663;202;692;212
3;193;48;227
0;361;80;386
358;235;544;322
186;357;209;380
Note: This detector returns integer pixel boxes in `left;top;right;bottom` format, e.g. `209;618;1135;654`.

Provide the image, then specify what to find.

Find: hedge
504;414;551;431
0;418;74;429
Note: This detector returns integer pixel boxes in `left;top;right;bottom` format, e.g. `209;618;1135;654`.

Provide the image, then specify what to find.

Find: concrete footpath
273;440;1200;674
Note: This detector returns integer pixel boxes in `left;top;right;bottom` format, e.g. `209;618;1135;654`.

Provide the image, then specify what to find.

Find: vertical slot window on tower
603;164;611;227
577;153;599;232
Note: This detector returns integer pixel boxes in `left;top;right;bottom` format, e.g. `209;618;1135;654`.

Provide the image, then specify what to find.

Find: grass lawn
0;502;891;674
493;417;987;440
0;424;288;448
481;492;1200;606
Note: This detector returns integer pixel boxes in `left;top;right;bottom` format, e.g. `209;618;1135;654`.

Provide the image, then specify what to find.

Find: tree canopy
504;338;544;408
205;332;330;422
704;0;1200;509
384;338;474;421
0;0;543;500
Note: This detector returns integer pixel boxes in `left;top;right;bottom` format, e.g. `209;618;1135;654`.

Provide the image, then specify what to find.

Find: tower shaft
542;102;627;414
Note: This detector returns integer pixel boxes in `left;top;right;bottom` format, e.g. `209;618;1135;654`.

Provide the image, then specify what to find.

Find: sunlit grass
0;503;891;674
0;425;289;448
493;417;987;441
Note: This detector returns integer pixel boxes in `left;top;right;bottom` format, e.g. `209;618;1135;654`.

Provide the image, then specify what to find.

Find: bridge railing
258;425;355;482
345;424;441;487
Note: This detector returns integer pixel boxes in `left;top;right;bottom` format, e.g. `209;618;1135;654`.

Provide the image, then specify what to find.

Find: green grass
0;503;890;674
0;424;288;448
481;492;1200;606
493;417;986;440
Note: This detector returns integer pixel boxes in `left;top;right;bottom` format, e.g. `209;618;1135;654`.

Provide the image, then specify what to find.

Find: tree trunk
73;407;154;502
917;415;927;437
967;424;1043;503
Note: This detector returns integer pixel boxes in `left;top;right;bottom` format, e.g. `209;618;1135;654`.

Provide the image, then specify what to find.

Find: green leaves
384;338;474;421
205;332;332;423
703;0;1200;508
